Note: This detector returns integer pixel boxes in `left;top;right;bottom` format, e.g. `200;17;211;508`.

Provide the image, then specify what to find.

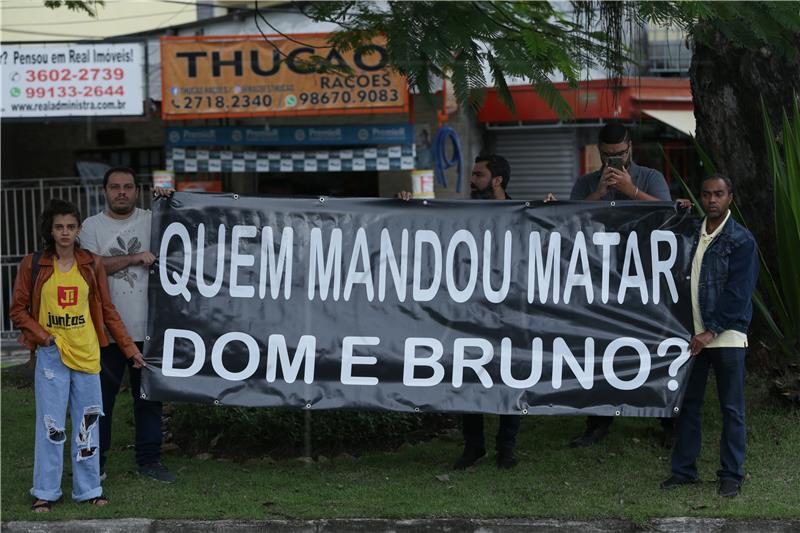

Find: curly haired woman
10;199;145;512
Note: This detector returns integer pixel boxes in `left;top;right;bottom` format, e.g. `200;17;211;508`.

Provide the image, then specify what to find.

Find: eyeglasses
599;146;630;159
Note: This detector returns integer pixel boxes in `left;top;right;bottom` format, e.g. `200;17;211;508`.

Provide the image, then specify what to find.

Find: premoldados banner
160;34;408;120
143;193;696;417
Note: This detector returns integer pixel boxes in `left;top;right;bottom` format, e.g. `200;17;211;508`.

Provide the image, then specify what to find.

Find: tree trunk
690;30;800;269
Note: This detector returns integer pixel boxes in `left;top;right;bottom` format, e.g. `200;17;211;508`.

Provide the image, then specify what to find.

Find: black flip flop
84;495;109;506
31;499;51;512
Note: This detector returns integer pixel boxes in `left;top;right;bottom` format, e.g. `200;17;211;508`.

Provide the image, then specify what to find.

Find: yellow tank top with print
38;259;100;373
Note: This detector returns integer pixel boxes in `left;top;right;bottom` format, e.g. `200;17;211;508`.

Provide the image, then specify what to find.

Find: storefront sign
165;124;415;147
152;170;175;189
143;193;696;416
0;42;145;118
176;179;222;192
160;34;408;120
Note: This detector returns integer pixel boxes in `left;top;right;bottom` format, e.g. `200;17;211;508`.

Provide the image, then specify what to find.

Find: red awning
478;77;692;124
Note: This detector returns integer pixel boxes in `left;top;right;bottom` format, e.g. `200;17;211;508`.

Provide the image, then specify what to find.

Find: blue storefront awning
165;124;415;147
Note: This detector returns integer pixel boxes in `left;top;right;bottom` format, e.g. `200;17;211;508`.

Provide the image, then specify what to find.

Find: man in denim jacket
661;175;759;498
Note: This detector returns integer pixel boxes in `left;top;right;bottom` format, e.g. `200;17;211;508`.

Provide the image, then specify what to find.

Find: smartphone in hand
607;156;624;170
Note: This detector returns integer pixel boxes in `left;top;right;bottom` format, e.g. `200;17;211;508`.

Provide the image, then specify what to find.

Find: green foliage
303;1;626;117
643;1;800;58
43;0;103;18
299;1;800;118
761;97;800;358
168;403;456;459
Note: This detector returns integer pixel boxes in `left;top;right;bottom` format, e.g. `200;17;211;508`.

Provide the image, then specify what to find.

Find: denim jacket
688;215;759;335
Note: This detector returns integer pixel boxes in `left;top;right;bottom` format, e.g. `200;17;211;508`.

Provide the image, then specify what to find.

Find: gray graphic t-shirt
81;207;151;341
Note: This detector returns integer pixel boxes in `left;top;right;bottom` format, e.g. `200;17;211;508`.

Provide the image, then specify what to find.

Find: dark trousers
671;347;746;482
462;414;521;451
585;416;674;430
99;342;163;469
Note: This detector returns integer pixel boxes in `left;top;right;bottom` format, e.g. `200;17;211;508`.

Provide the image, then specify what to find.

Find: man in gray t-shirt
81;207;151;338
81;167;176;483
562;122;674;449
569;127;670;202
570;160;670;201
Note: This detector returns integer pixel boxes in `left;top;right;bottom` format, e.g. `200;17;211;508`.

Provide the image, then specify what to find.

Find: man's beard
470;186;494;200
109;201;135;216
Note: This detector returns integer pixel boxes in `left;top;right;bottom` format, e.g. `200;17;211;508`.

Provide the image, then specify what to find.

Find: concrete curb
3;518;800;533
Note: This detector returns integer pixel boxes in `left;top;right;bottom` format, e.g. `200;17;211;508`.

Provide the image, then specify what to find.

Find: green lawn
2;365;798;522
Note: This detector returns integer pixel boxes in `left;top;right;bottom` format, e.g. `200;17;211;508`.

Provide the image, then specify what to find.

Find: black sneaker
495;448;518;469
138;463;176;483
569;426;609;448
453;447;486;470
660;475;699;490
718;478;741;497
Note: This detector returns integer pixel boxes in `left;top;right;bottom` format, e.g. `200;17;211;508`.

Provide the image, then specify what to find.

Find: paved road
1;339;30;367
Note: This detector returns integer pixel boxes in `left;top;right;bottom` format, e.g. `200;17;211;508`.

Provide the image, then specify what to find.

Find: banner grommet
615;410;621;416
141;393;147;400
233;194;239;200
414;407;420;413
305;403;312;409
522;409;528;415
214;399;220;405
525;202;530;208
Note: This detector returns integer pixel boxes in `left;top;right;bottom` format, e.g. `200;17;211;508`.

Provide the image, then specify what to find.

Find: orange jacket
10;248;138;358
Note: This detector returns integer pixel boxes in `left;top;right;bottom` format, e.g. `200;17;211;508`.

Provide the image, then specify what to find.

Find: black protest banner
142;192;696;417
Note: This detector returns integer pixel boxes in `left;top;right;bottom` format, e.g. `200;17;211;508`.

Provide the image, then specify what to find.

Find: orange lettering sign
160;34;408;120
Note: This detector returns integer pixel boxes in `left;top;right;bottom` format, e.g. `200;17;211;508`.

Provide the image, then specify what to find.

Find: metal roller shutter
493;129;579;201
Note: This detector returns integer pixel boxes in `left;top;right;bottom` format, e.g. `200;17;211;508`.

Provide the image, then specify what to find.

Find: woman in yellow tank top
10;199;144;513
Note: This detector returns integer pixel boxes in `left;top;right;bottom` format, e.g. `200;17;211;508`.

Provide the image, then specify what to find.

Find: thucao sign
143;193;696;417
160;34;408;119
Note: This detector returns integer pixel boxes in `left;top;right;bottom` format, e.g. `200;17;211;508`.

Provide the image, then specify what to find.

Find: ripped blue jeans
32;343;103;502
